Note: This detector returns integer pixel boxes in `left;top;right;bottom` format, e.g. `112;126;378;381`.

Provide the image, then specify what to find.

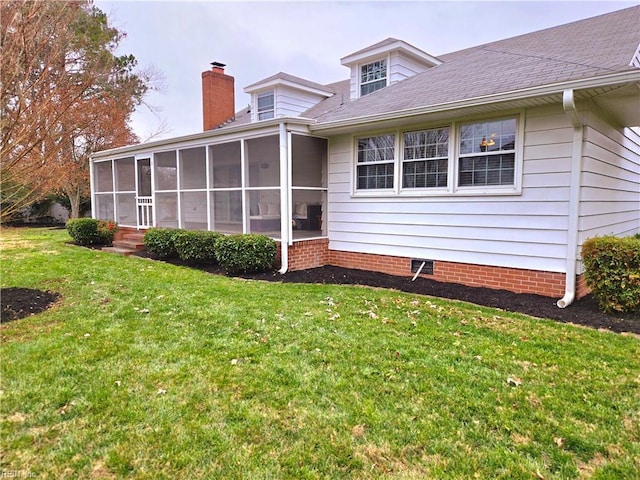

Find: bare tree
1;0;152;221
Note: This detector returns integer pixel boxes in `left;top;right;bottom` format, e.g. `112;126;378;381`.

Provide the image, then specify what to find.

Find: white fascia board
244;79;333;97
90;117;316;160
341;40;442;67
311;70;640;132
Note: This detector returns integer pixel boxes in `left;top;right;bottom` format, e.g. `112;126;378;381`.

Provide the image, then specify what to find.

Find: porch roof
91;116;316;160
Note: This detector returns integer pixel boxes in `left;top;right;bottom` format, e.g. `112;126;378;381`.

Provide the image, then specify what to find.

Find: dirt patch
1;288;61;323
132;251;640;334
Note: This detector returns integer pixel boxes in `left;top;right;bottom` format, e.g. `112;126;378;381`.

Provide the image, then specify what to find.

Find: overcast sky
94;0;638;142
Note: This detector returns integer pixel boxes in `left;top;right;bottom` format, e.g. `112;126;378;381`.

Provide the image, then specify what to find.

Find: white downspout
279;122;289;273
557;89;584;308
89;158;96;219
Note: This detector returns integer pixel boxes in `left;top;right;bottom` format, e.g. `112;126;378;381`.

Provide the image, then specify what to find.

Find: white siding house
91;6;640;304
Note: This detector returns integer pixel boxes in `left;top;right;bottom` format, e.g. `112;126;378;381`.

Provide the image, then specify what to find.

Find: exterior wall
326;104;575;277
578;111;640;254
389;51;429;84
329;249;567;297
275;86;325;118
288;238;329;270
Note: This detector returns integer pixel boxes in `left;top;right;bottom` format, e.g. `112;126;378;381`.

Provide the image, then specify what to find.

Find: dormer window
257;91;275;120
342;38;441;100
360;59;387;96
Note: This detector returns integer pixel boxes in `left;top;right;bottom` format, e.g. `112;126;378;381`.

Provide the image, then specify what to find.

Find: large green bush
581;235;640;313
173;230;221;264
215;234;277;273
67;218;117;246
143;228;180;258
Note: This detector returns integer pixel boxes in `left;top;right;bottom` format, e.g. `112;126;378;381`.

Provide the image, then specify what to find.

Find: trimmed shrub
581;235;640;313
97;220;118;245
215;234;277;273
67;218;117;246
144;228;181;258
173;230;221;264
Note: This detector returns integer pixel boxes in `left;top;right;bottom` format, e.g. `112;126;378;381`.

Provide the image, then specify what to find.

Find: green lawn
1;227;639;479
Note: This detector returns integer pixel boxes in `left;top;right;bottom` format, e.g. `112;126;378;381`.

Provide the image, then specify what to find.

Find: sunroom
90;121;328;248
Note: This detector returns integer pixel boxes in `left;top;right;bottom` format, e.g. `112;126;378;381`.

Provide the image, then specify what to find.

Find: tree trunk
67;189;81;219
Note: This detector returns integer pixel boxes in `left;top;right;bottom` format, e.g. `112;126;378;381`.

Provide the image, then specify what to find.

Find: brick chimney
202;62;235;131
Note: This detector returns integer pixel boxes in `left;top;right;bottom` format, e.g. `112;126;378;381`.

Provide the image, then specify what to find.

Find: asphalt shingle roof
310;6;640;124
225;6;639;129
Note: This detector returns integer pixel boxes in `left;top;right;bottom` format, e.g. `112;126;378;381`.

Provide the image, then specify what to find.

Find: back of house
91;6;640;306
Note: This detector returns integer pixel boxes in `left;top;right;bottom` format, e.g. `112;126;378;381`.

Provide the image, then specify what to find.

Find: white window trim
399;126;452;194
452;113;524;196
256;89;275;121
351;112;524;198
358;56;389;98
353;132;399;194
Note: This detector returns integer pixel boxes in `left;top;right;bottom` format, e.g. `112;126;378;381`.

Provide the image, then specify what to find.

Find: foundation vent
410;259;434;275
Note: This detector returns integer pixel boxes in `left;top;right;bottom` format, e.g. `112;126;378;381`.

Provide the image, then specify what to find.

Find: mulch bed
1;288;61;323
4;248;638;335
135;252;640;335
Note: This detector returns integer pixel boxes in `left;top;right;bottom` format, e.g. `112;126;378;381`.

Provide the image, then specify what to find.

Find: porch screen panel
116;193;136;225
246;136;280;187
210;142;242;188
95;194;114;220
249;190;281;236
114;157;135;192
291;135;327;188
211;191;242;233
292;190;323;233
155;151;177;191
180;192;207;230
180;147;206;190
94;161;113;192
156;192;178;228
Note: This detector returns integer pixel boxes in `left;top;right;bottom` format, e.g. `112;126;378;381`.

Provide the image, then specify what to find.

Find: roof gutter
557;89;584;309
310;70;640;132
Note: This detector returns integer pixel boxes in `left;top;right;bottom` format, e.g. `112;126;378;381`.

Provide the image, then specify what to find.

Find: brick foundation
286;238;329;270
576;273;590;298
326;248;576;299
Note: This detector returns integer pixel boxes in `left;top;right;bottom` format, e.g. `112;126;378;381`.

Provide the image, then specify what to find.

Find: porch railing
136;196;153;228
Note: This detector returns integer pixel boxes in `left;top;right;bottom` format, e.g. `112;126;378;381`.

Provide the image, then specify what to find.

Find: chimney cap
211;61;226;69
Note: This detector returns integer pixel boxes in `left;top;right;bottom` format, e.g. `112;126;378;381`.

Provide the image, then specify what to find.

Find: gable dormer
244;73;334;122
340;38;442;100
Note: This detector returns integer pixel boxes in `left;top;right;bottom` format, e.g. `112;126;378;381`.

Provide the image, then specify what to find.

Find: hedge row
67;218;117;246
143;228;277;273
581;234;640;313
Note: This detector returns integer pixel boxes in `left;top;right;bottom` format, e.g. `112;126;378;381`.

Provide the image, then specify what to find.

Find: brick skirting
284;241;588;300
286;238;329;270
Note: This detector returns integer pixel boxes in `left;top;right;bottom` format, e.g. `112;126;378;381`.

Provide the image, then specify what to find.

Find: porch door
136;158;153;228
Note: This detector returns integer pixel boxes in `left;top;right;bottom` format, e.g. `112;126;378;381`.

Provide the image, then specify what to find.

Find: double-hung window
360;59;387;96
356;134;395;190
458;118;516;187
257;91;275;120
402;128;449;188
354;117;519;195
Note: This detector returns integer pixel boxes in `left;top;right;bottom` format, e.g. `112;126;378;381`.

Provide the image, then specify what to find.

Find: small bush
215;234;277;273
581;235;640;313
67;218;117;246
98;220;118;245
173;230;221;264
144;228;181;258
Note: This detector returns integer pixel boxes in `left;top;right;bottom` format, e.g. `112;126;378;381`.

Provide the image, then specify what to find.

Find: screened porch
91;132;327;242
